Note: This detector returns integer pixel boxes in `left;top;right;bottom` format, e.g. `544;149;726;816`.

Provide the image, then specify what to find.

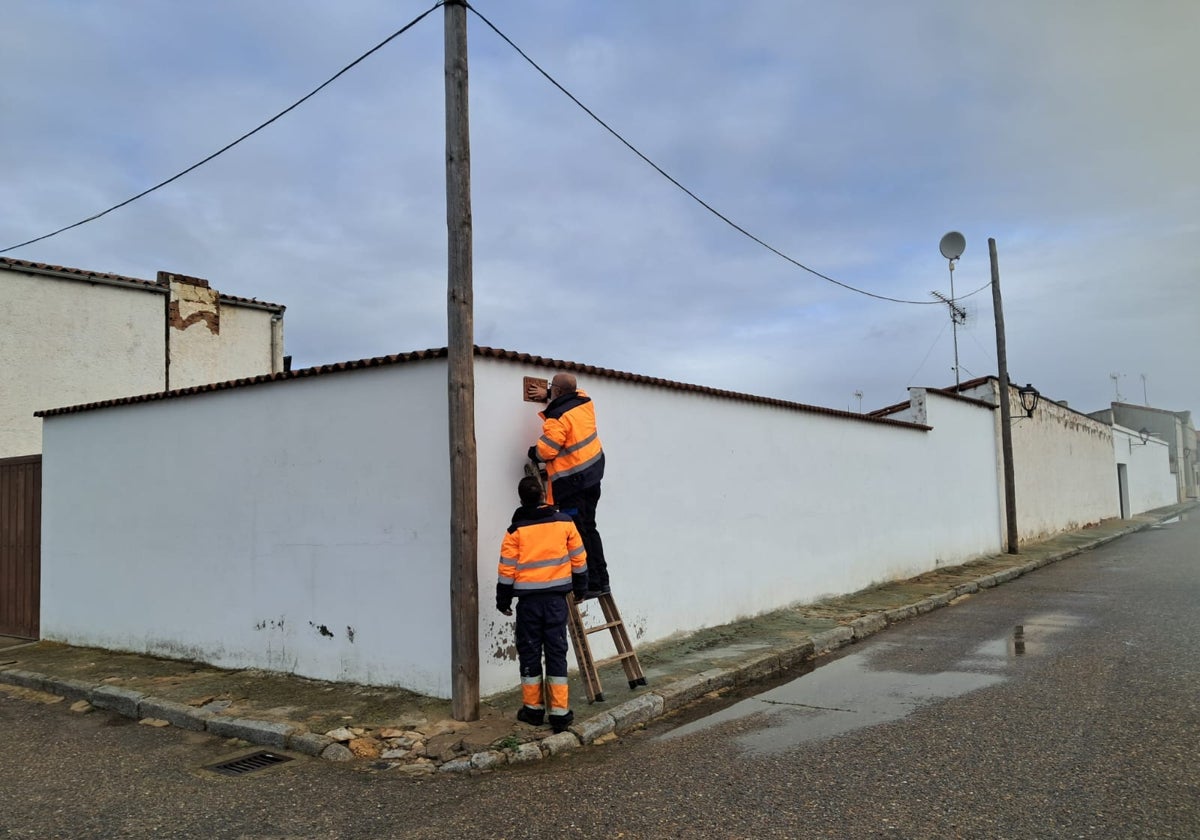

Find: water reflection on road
659;611;1083;755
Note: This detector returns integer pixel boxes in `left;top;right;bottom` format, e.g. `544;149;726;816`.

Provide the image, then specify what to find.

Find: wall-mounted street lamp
1129;427;1152;453
1017;383;1040;417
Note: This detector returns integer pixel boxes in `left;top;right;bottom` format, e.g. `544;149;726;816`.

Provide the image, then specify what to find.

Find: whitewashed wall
472;364;1002;694
51;353;1174;698
41;363;453;695
1;264;283;458
1113;424;1176;513
963;381;1118;541
0;267;164;457
41;354;1009;697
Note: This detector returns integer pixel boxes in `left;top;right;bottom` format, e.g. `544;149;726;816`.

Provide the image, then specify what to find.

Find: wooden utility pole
445;0;479;721
990;238;1019;554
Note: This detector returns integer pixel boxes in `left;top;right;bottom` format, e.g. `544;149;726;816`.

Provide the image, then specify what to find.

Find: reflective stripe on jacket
497;504;587;601
536;389;605;503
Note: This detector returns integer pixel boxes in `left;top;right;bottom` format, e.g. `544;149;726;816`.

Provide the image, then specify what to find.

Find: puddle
659;652;1004;754
955;612;1083;669
661;611;1084;754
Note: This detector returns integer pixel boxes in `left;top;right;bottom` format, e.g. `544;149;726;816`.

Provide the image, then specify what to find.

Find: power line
0;2;444;255
465;2;942;307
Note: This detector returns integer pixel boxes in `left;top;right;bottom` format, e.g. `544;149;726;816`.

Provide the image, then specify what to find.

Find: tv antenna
937;232;966;388
1109;372;1124;402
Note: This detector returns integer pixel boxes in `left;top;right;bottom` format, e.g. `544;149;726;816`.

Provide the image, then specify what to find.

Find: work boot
549;710;574;734
516;706;545;727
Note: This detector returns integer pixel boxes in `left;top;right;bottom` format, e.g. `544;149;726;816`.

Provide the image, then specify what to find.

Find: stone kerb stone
205;716;296;749
540;731;581;756
570;712;615;744
0;669;51;693
138;697;213;732
288;731;336;758
850;613;886;640
654;669;729;713
89;685;144;718
810;626;853;653
608;692;663;733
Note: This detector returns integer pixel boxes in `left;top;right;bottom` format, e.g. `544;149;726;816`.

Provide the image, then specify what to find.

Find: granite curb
1;505;1189;774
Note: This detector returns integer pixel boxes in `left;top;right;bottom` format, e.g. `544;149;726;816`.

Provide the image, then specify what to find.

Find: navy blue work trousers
515;594;569;680
554;482;608;590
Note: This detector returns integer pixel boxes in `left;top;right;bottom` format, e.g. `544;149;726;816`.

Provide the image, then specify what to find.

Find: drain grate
205;750;293;776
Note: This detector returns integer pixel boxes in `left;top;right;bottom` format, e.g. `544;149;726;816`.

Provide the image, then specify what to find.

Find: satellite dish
939;231;966;261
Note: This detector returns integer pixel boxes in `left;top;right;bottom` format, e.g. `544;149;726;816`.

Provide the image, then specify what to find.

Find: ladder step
593;651;638;668
583;620;622;634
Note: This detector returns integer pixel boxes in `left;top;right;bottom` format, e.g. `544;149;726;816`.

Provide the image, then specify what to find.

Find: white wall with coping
1;267;164;457
963;380;1118;541
1113;424;1176;513
1;264;284;458
473;362;1001;694
41;363;453;695
43;354;1154;698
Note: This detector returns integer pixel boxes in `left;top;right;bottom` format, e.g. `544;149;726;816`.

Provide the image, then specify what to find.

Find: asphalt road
1;514;1196;839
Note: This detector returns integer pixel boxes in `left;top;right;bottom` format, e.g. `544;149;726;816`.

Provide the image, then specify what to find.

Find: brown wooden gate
0;455;40;639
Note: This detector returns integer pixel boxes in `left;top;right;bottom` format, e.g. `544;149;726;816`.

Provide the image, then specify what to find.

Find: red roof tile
36;346;931;431
2;256;285;312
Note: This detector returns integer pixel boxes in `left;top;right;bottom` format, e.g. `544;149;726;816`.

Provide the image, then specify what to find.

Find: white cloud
3;0;1197;418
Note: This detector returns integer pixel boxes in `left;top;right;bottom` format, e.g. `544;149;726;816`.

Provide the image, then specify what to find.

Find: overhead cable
0;2;444;254
466;2;943;306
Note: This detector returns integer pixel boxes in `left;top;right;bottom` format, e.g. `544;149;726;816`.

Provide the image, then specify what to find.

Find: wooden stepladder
566;592;647;703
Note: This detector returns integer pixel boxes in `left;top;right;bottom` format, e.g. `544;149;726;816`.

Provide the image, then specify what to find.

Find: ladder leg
566;593;604;703
598;594;647;689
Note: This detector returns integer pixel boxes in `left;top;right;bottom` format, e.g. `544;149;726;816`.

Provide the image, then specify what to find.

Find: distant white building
0;257;286;458
1089;403;1197;502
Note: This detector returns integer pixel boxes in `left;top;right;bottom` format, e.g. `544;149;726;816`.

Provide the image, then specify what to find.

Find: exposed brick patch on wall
168;300;219;334
163;273;220;334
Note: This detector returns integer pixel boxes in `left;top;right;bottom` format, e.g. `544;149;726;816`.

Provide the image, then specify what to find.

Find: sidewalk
2;503;1192;775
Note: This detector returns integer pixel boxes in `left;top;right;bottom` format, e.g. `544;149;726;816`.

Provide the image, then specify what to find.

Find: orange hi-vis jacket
496;504;588;606
536;389;605;505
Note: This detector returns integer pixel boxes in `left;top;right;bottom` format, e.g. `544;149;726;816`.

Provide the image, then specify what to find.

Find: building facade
0;257;286;458
1091;403;1197;502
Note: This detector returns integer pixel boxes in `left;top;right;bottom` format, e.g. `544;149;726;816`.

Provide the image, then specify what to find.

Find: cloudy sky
4;1;1197;416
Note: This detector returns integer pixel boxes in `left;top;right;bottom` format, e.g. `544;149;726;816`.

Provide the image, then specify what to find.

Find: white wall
41;354;1008;698
1;265;283;458
0;268;164;457
1113;424;1176;513
169;291;282;388
964;381;1118;541
41;363;453;695
473;363;1002;694
50;354;1172;699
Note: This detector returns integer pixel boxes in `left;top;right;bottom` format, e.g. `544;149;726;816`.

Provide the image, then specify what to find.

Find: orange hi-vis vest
497;505;588;599
536;389;605;504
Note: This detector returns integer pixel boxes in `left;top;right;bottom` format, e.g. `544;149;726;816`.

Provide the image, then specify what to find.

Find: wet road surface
1;514;1197;838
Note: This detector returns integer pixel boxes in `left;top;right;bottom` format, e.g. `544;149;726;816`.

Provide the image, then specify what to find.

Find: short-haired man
496;475;589;732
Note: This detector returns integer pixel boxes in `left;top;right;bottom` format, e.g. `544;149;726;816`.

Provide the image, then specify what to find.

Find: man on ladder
526;372;610;597
526;373;646;702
